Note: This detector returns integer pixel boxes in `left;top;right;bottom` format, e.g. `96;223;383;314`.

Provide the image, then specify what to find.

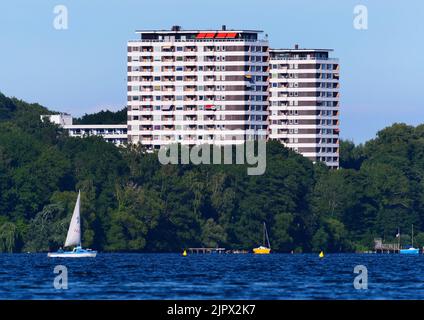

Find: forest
1;91;424;253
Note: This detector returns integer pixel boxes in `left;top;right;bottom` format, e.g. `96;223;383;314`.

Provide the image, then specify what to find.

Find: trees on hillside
1;93;424;252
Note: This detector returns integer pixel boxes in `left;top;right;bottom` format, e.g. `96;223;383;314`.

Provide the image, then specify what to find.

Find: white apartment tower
127;25;269;149
269;47;340;168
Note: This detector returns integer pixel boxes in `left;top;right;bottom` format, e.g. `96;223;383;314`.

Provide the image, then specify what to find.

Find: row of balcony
131;85;254;92
130;115;268;121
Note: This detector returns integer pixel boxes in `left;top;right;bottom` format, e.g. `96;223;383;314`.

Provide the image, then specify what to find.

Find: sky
0;0;423;143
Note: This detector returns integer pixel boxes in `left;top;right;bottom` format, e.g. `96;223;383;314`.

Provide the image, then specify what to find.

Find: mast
264;222;271;249
412;224;414;248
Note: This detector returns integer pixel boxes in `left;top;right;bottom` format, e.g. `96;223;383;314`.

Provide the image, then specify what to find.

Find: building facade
127;25;269;149
269;47;340;168
41;114;128;146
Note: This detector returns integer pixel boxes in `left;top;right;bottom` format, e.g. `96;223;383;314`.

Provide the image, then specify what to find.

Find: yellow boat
253;222;271;254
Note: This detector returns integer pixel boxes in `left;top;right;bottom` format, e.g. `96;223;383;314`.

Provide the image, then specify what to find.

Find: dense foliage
74;108;127;125
1;92;424;253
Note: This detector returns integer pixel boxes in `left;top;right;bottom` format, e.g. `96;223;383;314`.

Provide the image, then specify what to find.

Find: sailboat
47;191;97;258
253;222;271;254
399;224;419;255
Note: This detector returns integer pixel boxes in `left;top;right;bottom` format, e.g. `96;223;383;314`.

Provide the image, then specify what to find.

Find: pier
374;238;400;253
187;247;226;254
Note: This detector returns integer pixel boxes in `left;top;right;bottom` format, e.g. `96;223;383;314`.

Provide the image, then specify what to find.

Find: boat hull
253;247;271;254
48;247;97;258
48;252;97;258
400;248;419;255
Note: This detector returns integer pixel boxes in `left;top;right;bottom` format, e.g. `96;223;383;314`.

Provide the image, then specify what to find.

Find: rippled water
0;253;423;299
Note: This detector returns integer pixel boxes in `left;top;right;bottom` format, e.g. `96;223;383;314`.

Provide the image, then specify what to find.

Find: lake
0;253;423;299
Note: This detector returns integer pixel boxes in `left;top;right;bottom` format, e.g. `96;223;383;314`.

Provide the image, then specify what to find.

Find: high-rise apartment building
44;26;341;169
127;25;269;149
269;47;340;168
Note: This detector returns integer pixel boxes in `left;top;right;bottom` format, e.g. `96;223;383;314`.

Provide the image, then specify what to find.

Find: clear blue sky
1;0;423;143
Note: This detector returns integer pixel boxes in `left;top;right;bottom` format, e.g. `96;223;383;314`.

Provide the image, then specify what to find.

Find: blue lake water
0;253;423;299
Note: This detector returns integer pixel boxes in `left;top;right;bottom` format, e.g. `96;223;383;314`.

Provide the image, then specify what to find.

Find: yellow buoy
182;250;187;256
319;251;324;258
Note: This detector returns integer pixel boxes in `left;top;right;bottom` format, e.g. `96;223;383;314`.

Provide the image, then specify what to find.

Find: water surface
0;253;422;299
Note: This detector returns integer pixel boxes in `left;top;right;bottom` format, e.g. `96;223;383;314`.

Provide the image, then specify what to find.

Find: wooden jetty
187;247;226;254
374;238;400;253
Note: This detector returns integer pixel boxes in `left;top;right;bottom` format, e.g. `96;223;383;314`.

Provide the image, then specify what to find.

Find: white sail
64;191;81;247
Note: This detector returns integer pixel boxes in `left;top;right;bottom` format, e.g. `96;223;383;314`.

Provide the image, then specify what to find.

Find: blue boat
399;225;419;255
400;247;419;255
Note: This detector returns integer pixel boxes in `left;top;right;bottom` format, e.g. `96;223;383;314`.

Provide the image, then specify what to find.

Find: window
176;47;183;51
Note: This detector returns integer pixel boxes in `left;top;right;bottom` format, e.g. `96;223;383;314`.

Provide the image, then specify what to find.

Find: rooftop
135;25;263;34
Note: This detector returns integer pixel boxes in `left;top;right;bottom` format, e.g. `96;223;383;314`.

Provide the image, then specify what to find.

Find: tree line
1;92;424;253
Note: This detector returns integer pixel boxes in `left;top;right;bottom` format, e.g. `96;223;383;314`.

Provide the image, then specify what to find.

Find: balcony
163;86;175;92
162;96;175;102
162;57;175;63
184;76;197;82
184;86;197;92
162;67;175;72
184;57;197;62
184;46;197;52
161;46;175;52
162;77;175;82
184;66;197;72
